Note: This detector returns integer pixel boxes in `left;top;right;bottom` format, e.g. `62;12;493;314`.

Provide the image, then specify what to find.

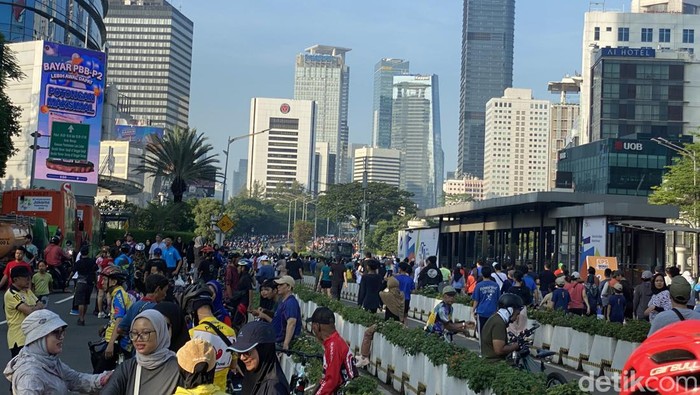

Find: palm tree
136;127;219;203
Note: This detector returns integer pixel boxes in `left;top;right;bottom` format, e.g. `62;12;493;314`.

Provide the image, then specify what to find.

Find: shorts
73;282;93;305
320;280;331;289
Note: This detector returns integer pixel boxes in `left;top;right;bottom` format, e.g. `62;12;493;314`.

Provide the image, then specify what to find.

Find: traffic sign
217;214;234;233
49;122;90;161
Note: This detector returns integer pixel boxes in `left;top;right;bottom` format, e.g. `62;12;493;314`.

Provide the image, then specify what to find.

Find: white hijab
132;309;176;370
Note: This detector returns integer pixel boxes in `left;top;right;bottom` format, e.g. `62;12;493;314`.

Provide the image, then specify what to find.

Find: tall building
483;88;551;199
443;175;484;202
0;0;108;50
547;76;581;189
294;45;351;184
457;0;515;178
391;74;444;209
231;159;248;197
105;0;193;131
372;58;409;148
247;98;316;194
352;147;402;187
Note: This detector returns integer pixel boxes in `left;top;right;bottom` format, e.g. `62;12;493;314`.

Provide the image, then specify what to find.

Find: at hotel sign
600;47;656;58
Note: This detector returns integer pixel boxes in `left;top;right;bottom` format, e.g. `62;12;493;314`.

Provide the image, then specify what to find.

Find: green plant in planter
343;375;382;395
290;335;324;383
544;380;588;395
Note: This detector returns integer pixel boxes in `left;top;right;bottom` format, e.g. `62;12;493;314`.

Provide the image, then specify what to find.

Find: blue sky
177;0;629;176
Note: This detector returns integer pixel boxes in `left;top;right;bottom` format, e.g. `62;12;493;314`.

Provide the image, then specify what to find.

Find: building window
618;27;630;41
641;28;653;42
683;29;695;43
659;28;671;42
594;27;600;41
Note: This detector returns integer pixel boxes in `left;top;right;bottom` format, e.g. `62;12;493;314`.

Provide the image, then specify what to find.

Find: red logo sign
280;103;290;114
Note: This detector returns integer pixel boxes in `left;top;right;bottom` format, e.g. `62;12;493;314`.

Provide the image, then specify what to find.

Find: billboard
114;125;164;144
397;227;439;265
33;42;105;187
580;216;607;266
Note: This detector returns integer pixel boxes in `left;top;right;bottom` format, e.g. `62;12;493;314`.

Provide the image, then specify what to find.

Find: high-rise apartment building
372;58;409;148
443;176;484;202
352;147;401;187
391;75;444;209
483;89;550;199
105;0;193;131
547;76;581;189
457;0;515;178
294;45;351;184
247;98;316;194
231;159;248;197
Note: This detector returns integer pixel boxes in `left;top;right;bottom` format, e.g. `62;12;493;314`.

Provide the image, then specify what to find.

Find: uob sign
614;141;643;151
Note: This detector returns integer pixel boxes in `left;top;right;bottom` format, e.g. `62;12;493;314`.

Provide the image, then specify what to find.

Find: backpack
584;275;600;301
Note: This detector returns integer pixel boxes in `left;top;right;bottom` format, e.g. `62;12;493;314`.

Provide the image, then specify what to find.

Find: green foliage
343;375;382;395
190;198;222;238
545;381;588;395
224;194;285;235
528;309;649;343
132;202;194;233
445;193;475;206
292;220;314;251
367;216;409;255
411;288;472;305
649;139;700;226
289;335;324;384
135;127;219;203
317;182;416;230
0;34;24;178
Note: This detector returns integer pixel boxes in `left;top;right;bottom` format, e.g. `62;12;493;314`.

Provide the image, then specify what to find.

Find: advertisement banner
397;228;439;265
17;196;53;212
583;256;618;280
33;42;105;186
580;216;607;266
114;125;164;144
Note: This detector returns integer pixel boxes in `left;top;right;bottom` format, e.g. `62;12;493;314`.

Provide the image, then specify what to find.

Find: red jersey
317;331;357;395
44;244;68;267
3;260;31;287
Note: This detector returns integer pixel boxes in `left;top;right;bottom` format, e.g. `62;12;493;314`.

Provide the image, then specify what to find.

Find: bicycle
507;323;567;388
277;348;324;395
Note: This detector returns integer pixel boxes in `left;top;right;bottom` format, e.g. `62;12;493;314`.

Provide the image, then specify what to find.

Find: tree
225;195;285;236
292;220;313;251
135;127;219;203
134;202;194;233
445;193;475;206
0;35;24;178
190;198;222;238
317;182;416;230
367;216;408;255
650;141;700;226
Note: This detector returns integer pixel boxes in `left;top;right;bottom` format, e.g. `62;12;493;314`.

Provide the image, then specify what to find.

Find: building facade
352;147;401;187
457;0;515;178
549;103;580;189
105;0;193;131
247;98;316;194
294;45;351;184
443;175;484;201
97;140;149;205
391;74;444;209
231;159;248;197
0;0;108;50
483;88;551;199
372;58;409;149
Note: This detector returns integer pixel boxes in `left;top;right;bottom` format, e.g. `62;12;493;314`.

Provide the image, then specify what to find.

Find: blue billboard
34;42;105;186
114;125;165;144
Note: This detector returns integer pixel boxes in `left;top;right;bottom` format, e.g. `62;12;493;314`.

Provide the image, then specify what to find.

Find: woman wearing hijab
645;273;672;321
154;301;191;352
451;264;465;293
4;309;112;393
232;321;289;394
206;280;232;327
357;276;405;368
101;309;181;394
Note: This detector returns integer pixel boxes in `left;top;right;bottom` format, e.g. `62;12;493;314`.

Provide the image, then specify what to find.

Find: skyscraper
352;147;402;187
372;58;409;148
457;0;515;178
294;45;351;184
391;75;444;209
105;0;193;132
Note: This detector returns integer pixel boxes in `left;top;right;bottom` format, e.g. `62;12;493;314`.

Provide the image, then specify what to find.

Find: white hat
22;309;67;345
571;271;581;279
492;261;499;268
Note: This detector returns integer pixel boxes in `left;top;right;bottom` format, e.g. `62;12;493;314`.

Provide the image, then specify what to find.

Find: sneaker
97;312;107;319
356;356;370;368
69;309;79;316
77;319;85;326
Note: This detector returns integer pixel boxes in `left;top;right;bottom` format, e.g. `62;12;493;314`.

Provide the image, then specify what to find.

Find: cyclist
480;293;524;362
99;265;132;373
425;286;475;340
308;307;358;395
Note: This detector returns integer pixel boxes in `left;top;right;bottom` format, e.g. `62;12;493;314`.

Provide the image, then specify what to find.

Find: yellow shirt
189;316;237;390
4;287;38;348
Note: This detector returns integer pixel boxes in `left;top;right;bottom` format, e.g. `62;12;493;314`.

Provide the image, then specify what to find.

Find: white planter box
549;326;573;364
610;340;640;376
407;353;426;395
424;364;447;395
533;323;554;349
563;330;593;371
391;344;406;392
583;335;617;377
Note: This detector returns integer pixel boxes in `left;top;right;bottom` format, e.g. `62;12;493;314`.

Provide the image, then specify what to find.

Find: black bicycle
277;348;324;395
508;323;567;388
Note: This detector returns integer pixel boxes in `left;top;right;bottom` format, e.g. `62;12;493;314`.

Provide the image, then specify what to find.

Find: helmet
178;284;213;315
498;293;524;310
135;243;145;251
621;320;700;395
50;236;60;244
101;265;127;282
120;244;131;253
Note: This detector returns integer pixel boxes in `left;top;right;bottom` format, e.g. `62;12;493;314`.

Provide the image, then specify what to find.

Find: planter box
407;353;426;395
583;335;617;377
609;340;640;377
533;323;554;349
563;330;593;371
549;326;573;364
390;344;405;392
424;364;447;395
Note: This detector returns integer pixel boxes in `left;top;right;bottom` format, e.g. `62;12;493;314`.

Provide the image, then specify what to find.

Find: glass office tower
457;0;515;178
372;58;409;149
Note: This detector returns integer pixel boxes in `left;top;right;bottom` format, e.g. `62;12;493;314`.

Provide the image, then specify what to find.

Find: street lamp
652;137;698;274
29;131;47;188
221;128;271;206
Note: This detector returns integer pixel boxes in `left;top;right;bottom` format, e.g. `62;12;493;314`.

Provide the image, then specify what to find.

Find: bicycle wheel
546;372;567;388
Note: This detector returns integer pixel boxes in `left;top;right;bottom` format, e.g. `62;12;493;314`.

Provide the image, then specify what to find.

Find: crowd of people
1;233;359;394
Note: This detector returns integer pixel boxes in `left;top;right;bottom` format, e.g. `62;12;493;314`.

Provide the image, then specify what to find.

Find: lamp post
221;128;271;207
652;137;698;274
29;131;46;188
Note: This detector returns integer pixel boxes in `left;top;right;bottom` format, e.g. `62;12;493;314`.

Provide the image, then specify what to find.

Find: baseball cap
153;247;162;255
613;283;623;292
442;286;457;295
177;338;216;373
306;307;335;324
492;261;499;268
571;271;581;279
669;276;691;304
10;265;31;279
555;276;566;286
259;255;269;262
274;275;295;288
641;270;653;280
231;321;276;353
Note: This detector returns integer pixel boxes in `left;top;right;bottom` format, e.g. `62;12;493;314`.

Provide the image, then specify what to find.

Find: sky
175;0;630;177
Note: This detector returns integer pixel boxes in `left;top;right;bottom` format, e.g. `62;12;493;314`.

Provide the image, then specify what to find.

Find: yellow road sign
217;214;234;233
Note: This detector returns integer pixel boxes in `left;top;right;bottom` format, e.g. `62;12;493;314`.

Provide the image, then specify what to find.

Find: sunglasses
50;327;67;338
